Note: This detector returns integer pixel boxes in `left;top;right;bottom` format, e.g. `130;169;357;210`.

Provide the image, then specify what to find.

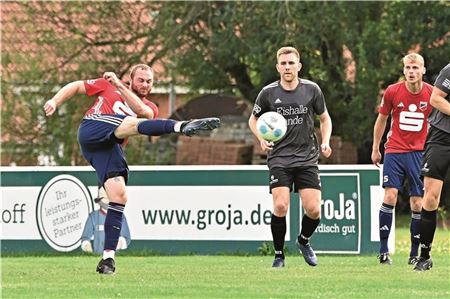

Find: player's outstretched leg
181;117;221;137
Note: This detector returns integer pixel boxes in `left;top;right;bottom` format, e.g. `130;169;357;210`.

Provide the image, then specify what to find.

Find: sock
102;249;115;260
379;203;394;254
104;202;125;254
174;121;185;132
419;208;437;259
410;211;421;257
298;214;320;245
137;119;177;136
271;214;286;259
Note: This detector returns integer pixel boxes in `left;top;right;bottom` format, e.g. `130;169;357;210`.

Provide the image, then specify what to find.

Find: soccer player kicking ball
414;63;450;272
44;64;220;274
371;53;433;265
249;46;332;268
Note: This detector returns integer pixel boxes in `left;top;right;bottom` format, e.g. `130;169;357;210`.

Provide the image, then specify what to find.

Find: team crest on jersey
87;79;96;85
419;101;428;111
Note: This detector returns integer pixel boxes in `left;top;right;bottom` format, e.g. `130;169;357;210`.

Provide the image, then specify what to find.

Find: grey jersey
252;79;327;168
429;63;450;133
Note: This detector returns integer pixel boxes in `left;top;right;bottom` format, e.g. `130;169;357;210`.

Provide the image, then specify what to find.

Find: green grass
2;228;449;299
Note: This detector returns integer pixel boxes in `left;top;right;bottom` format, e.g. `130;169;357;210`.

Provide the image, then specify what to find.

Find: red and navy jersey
379;81;433;153
83;78;157;118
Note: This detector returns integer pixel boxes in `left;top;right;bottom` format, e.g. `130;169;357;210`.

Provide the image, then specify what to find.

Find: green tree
2;1;449;165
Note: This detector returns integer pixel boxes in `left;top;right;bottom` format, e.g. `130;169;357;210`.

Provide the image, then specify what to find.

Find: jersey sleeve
142;99;159;119
434;64;450;94
312;84;326;115
378;86;393;115
83;78;109;97
252;88;270;117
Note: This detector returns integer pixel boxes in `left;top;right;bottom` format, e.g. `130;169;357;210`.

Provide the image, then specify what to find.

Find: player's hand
81;240;93;252
43;99;57;117
321;143;332;158
116;236;128;250
371;149;382;167
103;72;121;87
260;140;274;152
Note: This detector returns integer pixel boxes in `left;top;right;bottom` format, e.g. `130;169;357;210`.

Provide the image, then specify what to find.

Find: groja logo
36;175;93;252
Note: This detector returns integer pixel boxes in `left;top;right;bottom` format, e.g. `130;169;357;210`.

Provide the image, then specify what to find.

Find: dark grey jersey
252;79;327;168
429;63;450;134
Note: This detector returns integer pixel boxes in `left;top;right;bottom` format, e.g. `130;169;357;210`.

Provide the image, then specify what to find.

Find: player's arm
43;81;86;117
319;110;332;158
371;113;388;167
248;114;273;152
103;72;154;119
430;86;450;116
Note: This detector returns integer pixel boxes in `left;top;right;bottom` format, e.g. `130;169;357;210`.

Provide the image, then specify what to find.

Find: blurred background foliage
1;1;449;166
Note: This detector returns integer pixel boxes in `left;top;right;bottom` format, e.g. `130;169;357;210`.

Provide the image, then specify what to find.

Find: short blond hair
277;47;300;61
129;64;153;79
402;53;424;66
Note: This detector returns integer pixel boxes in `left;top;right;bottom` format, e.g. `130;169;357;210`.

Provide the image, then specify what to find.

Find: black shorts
268;166;321;193
421;127;450;181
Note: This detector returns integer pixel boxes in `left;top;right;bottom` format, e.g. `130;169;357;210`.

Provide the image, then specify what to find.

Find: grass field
2;228;449;299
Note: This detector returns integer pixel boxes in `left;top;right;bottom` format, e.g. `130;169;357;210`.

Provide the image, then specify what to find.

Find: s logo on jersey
399;103;425;132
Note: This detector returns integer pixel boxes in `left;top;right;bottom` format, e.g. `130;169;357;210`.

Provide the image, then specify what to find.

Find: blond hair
129;64;153;79
277;47;300;61
402;53;424;66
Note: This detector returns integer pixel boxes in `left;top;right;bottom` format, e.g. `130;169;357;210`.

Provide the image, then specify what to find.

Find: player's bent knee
115;117;139;139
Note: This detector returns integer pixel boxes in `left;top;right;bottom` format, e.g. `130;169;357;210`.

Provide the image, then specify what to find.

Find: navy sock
410;211;421;257
271;214;286;259
104;202;125;251
379;203;394;254
298;214;320;245
419;208;437;259
137;119;176;136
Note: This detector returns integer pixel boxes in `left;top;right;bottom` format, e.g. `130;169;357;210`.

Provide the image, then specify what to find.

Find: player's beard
131;83;150;98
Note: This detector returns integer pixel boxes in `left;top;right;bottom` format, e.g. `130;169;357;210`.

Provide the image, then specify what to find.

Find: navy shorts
268;166;321;193
382;152;424;197
78;114;129;185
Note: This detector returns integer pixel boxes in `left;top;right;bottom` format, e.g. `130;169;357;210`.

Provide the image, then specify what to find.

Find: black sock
271;214;286;259
298;214;320;245
419;208;437;259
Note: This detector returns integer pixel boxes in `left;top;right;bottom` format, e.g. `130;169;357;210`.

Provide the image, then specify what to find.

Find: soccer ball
256;111;287;142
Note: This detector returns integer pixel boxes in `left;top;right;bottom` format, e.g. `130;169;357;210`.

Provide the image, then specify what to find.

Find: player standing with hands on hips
249;46;332;268
414;63;450;272
371;53;433;266
44;64;220;274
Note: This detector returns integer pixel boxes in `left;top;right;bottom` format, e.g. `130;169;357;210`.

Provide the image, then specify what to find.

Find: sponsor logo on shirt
274;98;282;104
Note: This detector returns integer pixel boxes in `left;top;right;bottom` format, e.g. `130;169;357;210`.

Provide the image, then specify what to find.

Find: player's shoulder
300;78;320;87
85;78;108;86
261;81;280;91
385;81;404;93
423;82;434;93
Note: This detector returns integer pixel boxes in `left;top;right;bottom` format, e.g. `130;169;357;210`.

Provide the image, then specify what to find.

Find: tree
2;1;449;165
